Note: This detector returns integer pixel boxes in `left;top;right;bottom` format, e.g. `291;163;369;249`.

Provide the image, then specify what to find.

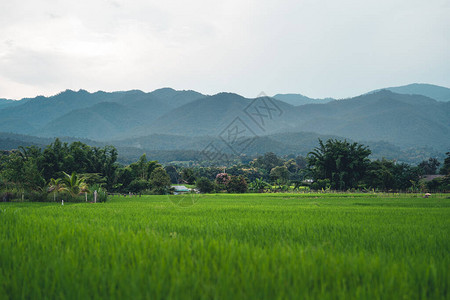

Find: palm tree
48;178;64;202
61;172;89;200
250;178;269;193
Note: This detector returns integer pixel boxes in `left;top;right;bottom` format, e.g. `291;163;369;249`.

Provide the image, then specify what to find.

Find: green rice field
0;193;449;299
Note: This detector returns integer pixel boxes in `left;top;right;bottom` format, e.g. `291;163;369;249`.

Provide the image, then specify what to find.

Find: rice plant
0;193;448;299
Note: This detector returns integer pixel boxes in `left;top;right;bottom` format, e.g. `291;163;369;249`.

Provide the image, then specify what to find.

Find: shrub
196;177;215;193
90;184;108;203
310;179;331;191
127;179;150;193
26;190;48;202
1;192;13;202
226;176;248;193
215;173;230;185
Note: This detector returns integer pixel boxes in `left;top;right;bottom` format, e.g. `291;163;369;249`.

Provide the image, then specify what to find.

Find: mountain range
0;83;449;164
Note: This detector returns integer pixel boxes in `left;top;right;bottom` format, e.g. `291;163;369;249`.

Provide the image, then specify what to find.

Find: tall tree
254;152;284;172
308;139;371;190
149;167;171;195
439;152;450;175
418;158;440;175
270;166;290;183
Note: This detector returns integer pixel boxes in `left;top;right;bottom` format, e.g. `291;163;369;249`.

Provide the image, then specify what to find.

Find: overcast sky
0;0;449;100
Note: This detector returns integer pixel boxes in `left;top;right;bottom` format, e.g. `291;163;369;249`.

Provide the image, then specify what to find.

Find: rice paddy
0;193;449;299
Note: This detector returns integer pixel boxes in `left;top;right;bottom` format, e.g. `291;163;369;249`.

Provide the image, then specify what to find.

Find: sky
0;0;449;100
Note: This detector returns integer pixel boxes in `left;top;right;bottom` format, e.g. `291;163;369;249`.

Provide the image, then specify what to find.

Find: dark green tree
308;139;371;190
149;167;171;195
181;168;196;184
295;155;307;169
364;159;395;190
270;166;290;183
165;165;180;184
127;179;150;193
254;152;284;172
440;152;450;175
226;175;248;193
195;177;215;193
418;158;440;175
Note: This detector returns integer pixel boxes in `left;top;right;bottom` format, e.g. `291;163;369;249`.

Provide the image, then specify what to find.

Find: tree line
174;140;449;193
1;138;449;201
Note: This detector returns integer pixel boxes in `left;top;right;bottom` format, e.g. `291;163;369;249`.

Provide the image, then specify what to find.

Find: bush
90;184;108;203
1;192;13;202
196;177;215;193
426;176;450;191
58;192;86;203
127;179;150;193
310;179;330;191
215;173;230;185
226;176;248;193
26;190;48;202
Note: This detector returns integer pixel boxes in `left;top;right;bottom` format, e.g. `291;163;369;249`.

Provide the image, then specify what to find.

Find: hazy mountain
37;99;174;140
0;132;107;150
369;83;450;102
272;94;334;106
0;89;123;134
0;86;448;160
123;90;449;151
149;88;206;107
0;88;205;136
281;90;449;150
0;99;15;110
120;93;293;138
0;132;52;149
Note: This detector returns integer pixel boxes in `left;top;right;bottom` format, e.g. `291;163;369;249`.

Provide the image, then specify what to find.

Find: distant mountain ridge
0;84;449;162
0;88;206;138
272;94;334;106
369;83;450;102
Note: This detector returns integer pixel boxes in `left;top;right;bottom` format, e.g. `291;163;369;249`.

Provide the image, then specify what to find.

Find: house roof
173;185;190;192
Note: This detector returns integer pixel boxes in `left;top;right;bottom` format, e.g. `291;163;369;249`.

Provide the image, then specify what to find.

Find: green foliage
418;157;440;175
248;178;270;193
310;179;331;191
1;136;448;199
440;152;450;175
40;139;118;189
181;168;196;185
195;177;215;193
254;152;284;172
164;165;180;184
226;175;248;193
426;176;450;191
25;190;49;202
127;179;150;193
308;139;371;190
149;167;171;195
90;184;108;203
270;166;290;183
0;148;45;190
48;178;64;202
0;194;448;299
61;172;89;197
215;173;230;185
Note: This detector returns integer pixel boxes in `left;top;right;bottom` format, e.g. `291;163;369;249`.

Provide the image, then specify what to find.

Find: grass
0;193;449;299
